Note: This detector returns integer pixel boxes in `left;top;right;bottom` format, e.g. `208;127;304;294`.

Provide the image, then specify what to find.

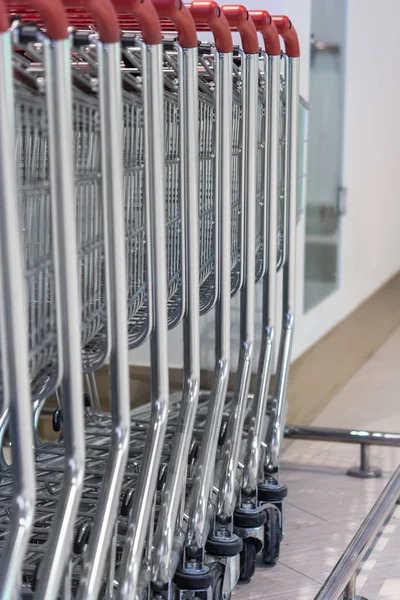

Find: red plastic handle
221;4;258;55
6;0;69;39
272;15;299;57
187;1;232;54
62;1;120;43
112;0;162;44
152;0;197;49
0;0;7;31
249;9;280;56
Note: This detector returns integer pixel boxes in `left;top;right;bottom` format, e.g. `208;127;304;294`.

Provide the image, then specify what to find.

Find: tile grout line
277;560;323;586
285;501;329;523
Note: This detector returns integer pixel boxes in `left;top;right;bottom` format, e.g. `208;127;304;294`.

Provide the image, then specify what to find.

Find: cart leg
347;445;382;479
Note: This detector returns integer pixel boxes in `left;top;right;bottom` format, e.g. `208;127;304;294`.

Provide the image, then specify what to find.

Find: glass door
304;0;347;311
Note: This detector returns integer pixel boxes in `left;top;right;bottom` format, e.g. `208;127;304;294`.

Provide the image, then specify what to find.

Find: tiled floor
235;327;400;600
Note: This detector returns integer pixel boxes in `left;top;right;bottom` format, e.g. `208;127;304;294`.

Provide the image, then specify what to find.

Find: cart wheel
74;522;91;554
210;561;230;600
218;416;229;447
263;506;281;565
83;392;91;408
52;408;63;432
121;488;134;517
239;538;257;583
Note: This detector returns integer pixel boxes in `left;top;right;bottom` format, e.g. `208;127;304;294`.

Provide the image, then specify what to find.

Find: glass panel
297;98;309;222
304;0;347;312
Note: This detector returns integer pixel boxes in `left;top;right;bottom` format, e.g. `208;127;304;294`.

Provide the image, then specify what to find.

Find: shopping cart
254;15;300;568
0;2;36;595
118;3;232;597
116;2;201;597
60;2;199;598
64;2;170;598
0;1;86;597
113;3;237;596
168;4;259;597
228;9;282;583
0;0;130;597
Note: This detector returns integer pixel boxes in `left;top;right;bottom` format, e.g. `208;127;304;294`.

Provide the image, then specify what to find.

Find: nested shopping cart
0;0;131;597
63;2;200;597
116;3;234;597
63;1;171;598
223;12;300;579
164;4;259;597
254;15;300;569
225;9;282;583
0;0;88;598
0;1;36;595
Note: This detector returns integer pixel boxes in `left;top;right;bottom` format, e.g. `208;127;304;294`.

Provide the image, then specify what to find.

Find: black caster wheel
74;521;91;554
263;506;281;566
239;538;257;583
210;562;231;600
52;408;63;432
173;565;213;597
218;416;229;447
121;488;134;517
83;392;91;408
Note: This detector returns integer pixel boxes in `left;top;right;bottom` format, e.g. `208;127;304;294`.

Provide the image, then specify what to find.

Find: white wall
294;0;400;358
130;0;400;369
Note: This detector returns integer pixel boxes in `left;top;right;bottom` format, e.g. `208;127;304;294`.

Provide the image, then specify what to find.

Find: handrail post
314;464;400;600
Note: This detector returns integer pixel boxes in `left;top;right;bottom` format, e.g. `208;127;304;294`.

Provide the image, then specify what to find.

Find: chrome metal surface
347;445;382;479
314;464;400;600
264;56;300;475
35;38;85;600
116;41;169;600
217;51;258;520
0;30;35;600
152;45;200;587
187;49;233;549
242;53;280;497
76;40;130;600
233;524;264;545
284;425;400;447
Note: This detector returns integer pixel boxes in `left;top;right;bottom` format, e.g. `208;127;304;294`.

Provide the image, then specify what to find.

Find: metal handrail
285;425;400;447
314;464;400;600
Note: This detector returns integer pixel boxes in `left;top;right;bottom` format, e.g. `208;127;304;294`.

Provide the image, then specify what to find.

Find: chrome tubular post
0;29;36;600
77;40;130;600
187;48;233;548
36;38;85;600
116;41;169;599
217;50;258;521
152;44;200;588
265;55;300;474
276;56;288;273
242;53;280;496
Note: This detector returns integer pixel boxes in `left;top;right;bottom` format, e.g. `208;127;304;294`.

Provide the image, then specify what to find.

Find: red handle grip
112;0;162;45
249;9;280;56
62;1;120;43
272;15;299;57
6;0;69;39
0;0;7;31
187;1;232;54
221;4;258;55
152;0;197;49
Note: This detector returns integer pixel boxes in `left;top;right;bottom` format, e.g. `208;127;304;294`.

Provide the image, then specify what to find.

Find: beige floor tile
236;327;400;599
232;561;320;599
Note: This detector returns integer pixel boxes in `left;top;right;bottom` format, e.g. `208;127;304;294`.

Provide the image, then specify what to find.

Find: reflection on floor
235;327;400;600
